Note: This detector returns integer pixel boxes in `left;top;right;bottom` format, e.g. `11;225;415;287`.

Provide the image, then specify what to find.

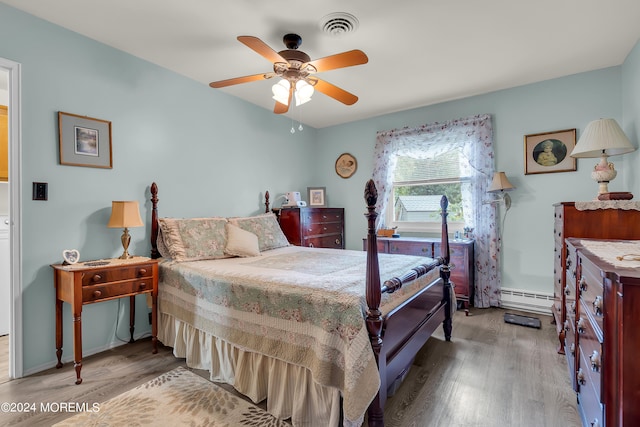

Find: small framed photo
524;128;576;175
307;187;326;207
58;111;113;168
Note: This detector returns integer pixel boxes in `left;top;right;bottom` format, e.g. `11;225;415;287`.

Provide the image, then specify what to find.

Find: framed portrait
524;128;576;175
335;152;357;179
307;187;326;207
58;111;113;168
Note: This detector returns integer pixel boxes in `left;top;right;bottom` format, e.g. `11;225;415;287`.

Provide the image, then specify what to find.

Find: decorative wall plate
62;249;80;265
335;153;357;179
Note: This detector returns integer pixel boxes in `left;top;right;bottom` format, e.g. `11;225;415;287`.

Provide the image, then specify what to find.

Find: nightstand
51;257;159;384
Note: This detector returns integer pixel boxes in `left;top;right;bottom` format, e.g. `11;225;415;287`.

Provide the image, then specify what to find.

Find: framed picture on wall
307;187;326;207
524;128;576;175
58;111;113;168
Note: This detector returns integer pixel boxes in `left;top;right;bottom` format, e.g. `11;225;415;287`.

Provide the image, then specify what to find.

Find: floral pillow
157;217;230;262
227;213;289;252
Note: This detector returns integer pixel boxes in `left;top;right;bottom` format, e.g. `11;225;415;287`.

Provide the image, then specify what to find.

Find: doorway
0;57;22;382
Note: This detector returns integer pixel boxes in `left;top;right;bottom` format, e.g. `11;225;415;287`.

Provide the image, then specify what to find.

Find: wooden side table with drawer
51;257;159;384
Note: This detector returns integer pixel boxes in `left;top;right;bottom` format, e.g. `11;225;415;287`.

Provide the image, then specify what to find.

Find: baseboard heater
500;288;553;315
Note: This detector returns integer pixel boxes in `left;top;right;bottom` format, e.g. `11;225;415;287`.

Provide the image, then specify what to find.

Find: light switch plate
33;182;48;201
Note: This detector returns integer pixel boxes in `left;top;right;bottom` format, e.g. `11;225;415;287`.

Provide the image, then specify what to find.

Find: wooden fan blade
313;79;359;105
305;50;368;73
274;85;293;114
209;73;272;88
238;36;287;64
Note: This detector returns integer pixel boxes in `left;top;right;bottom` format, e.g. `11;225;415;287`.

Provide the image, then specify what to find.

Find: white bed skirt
158;312;364;427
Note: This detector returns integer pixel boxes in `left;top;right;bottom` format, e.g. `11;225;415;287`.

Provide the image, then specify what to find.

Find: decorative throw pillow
227;213;290;252
157;217;230;262
224;223;261;257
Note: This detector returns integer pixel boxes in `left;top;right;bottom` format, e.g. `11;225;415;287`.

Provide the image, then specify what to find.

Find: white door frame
1;56;23;379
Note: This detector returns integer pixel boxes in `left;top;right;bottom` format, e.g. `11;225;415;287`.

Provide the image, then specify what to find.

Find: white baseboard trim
501;288;553;316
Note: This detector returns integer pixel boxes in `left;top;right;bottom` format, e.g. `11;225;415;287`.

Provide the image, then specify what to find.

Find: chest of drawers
552;202;640;355
364;237;474;314
565;238;640;427
279;207;345;249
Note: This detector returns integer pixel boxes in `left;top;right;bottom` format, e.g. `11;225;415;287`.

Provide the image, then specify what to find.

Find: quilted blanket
158;246;442;423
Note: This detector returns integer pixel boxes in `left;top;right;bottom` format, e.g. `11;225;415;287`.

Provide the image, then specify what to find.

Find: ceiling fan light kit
209;32;368;114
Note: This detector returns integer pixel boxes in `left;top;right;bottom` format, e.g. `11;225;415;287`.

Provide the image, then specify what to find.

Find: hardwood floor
0;308;582;427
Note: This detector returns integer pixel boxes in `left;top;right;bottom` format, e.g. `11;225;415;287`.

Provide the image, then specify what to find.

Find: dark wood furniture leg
129;295;135;343
72;303;83;385
55;298;63;369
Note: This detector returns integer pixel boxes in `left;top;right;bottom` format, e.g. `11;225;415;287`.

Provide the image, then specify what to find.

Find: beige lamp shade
107;201;143;259
488;172;515;193
570;118;636;158
107;201;144;228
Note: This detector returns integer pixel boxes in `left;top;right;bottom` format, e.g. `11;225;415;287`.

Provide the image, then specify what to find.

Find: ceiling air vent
320;12;359;36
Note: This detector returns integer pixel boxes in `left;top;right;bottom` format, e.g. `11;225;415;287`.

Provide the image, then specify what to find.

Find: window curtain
372;114;500;308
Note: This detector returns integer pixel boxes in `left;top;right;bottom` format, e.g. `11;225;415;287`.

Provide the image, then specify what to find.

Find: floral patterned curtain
372;114;500;308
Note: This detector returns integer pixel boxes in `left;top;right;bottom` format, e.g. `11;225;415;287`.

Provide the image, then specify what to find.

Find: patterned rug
53;366;288;426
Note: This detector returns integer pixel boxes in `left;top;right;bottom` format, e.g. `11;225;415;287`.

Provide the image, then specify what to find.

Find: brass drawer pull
92;274;102;282
138;282;147;290
139;268;147;275
335;239;341;245
92;290;102;298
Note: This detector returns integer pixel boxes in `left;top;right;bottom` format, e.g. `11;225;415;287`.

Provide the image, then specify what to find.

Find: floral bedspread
158;245;442;423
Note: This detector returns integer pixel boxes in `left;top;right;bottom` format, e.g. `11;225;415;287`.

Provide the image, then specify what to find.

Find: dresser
565;238;640;427
363;236;475;314
278;207;345;249
552;202;640;355
51;257;159;384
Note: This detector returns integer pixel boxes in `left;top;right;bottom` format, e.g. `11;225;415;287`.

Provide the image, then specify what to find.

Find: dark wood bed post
439;196;453;341
364;179;386;427
150;182;160;259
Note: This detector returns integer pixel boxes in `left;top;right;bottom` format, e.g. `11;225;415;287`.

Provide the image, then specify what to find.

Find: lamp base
597;192;634;201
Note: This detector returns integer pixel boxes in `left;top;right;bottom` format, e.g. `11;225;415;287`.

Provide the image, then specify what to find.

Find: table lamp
570;118;636;200
107;201;144;259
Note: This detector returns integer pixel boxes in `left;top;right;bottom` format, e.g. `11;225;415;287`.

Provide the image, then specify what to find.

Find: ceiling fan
209;34;368;114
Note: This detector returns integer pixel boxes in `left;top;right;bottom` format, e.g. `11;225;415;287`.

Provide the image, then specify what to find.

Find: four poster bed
149;179;453;427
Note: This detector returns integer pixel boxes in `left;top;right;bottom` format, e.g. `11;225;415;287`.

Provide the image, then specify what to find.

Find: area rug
53;366;289;426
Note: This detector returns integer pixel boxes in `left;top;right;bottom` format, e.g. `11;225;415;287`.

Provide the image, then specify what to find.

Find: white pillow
225;223;261;257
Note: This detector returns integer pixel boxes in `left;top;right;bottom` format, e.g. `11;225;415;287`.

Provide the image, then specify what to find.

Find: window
386;148;468;233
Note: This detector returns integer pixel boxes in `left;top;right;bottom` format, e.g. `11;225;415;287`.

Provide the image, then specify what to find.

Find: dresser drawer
82;278;153;303
577;344;603;427
81;263;154;286
301;209;343;224
302;222;343;236
576;309;602;400
303;234;343;249
388;240;432;257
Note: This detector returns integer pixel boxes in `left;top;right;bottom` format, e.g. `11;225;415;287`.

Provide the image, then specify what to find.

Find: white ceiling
3;0;640;128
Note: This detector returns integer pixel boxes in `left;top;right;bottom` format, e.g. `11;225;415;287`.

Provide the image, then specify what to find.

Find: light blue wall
0;4;317;373
2;1;639;375
316;68;626;296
